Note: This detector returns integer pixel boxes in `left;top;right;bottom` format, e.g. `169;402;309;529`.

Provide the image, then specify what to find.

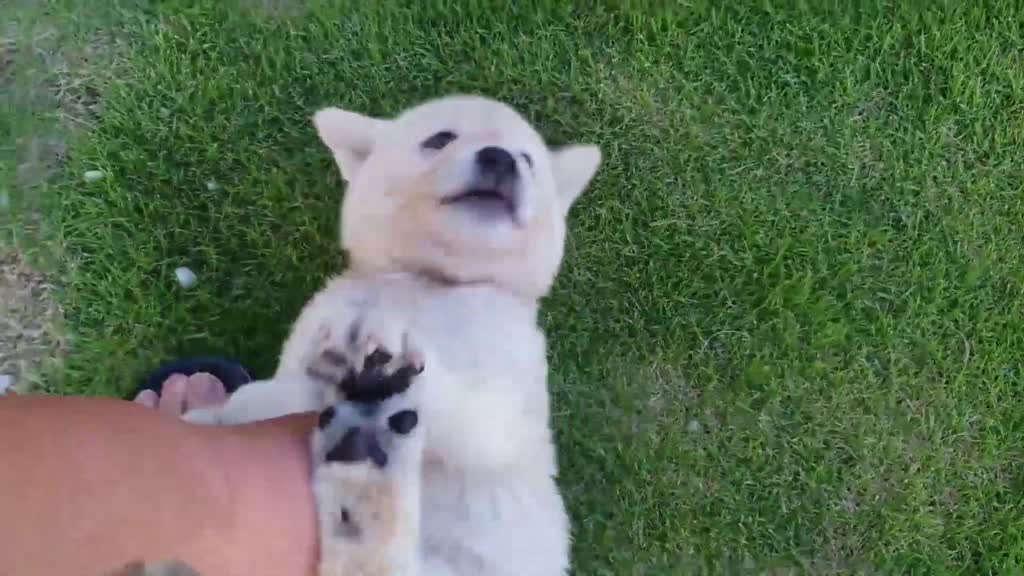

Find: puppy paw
311;385;423;575
306;319;424;405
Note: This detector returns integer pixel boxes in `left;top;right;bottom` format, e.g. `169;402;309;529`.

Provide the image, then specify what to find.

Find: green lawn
39;1;1024;572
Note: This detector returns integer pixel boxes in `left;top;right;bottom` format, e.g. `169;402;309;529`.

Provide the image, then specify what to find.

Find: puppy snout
475;146;518;179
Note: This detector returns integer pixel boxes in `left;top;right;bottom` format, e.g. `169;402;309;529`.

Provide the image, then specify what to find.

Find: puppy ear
551;145;601;210
313;107;389;181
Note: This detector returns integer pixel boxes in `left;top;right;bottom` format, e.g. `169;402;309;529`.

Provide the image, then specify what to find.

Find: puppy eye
521;152;534;169
422;131;457;150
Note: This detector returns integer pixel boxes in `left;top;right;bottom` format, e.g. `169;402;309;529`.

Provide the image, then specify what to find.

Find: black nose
475;146;517;178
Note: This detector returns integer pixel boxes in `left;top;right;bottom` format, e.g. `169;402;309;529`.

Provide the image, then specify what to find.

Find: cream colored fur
184;95;601;575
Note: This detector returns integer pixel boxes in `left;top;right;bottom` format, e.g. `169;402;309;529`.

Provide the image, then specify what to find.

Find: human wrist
204;415;319;575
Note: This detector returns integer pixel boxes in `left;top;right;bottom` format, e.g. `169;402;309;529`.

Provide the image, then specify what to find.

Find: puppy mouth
441;187;519;219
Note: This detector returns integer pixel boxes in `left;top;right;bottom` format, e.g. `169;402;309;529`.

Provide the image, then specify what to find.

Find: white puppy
185;95;601;576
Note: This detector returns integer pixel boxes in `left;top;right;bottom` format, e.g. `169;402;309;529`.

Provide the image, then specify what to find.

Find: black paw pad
364;348;393;369
317;406;336;429
337;507;361;539
388;410;418;435
325;427;389;469
326;428;370;463
367;438;388;469
340;354;421;404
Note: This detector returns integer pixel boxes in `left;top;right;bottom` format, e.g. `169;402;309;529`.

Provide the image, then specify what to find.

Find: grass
37;0;1024;572
1;0;139;388
1;0;134;255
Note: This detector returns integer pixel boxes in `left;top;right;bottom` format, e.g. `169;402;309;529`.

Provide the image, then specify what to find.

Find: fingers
133;389;159;408
184;372;227;410
139;372;230;416
158;374;189;416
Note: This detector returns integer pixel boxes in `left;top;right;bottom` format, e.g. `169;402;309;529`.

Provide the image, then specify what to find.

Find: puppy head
314;95;600;298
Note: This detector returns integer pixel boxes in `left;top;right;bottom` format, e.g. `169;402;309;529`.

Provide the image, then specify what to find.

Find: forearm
0;396;318;576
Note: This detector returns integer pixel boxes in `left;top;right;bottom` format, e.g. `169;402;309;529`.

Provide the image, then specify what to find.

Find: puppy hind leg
312;402;423;576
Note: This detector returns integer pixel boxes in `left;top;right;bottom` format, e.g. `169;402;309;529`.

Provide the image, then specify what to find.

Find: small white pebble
0;374;12;395
686;419;703;434
205;179;219;191
83;170;105;183
175;266;198;288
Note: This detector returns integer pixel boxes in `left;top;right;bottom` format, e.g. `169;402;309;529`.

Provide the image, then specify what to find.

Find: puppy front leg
182;373;323;425
308;325;425;576
185;276;388;426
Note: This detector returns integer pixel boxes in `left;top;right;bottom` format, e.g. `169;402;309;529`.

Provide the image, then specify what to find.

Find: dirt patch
0;251;65;392
2;10;123;392
7;22;110;188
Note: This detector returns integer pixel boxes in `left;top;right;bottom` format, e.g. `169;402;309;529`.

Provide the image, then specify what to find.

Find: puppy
186;95;601;575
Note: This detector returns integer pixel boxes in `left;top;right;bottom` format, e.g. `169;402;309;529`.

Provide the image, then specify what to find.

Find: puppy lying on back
185;95;601;576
